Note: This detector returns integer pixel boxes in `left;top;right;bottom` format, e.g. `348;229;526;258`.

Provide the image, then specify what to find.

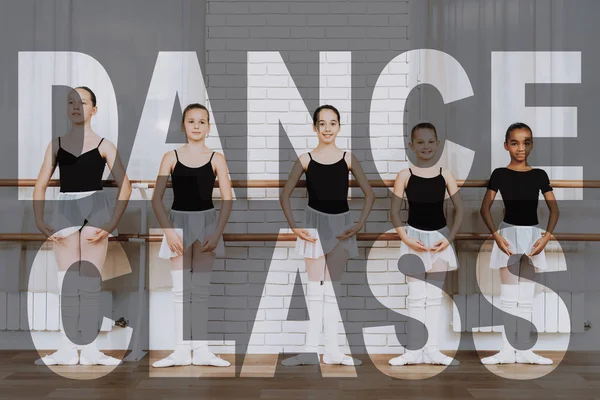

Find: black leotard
305;152;349;214
405;167;447;231
487;167;553;226
171;150;216;212
56;137;106;193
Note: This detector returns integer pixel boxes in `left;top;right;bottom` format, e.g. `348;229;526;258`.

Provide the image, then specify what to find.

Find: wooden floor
3;351;600;399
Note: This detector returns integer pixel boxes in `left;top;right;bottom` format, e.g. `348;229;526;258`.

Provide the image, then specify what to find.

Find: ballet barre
5;178;596;361
1;233;600;242
7;179;600;188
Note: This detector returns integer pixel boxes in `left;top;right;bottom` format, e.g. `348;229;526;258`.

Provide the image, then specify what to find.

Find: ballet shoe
322;353;362;366
192;350;231;367
423;349;460;366
79;348;122;366
152;351;192;368
388;350;423;366
35;349;79;366
481;349;516;365
280;353;320;366
515;350;553;365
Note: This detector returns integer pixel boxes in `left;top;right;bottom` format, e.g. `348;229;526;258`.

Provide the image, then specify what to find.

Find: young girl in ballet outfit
388;122;464;366
280;104;374;366
480;122;558;365
33;87;131;366
151;104;232;368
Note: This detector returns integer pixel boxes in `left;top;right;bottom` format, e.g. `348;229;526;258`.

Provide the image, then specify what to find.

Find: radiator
451;292;584;333
0;291;113;332
0;192;150;336
452;241;586;334
0;244;113;332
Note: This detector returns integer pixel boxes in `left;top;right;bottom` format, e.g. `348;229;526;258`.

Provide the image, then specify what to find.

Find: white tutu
50;190;117;238
398;225;458;272
489;222;548;270
158;208;225;259
294;206;358;259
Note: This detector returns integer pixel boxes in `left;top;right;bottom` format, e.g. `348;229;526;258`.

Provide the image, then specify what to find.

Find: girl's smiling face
504;128;533;162
313;108;340;144
183;108;210;142
409;127;439;161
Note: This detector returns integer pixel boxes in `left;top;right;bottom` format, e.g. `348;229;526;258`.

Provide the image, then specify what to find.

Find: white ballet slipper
515;350;553;365
388;350;423;366
192;350;231;367
35;349;79;366
152;351;192;368
280;354;320;366
481;349;516;365
79;349;122;366
322;353;362;366
422;349;459;366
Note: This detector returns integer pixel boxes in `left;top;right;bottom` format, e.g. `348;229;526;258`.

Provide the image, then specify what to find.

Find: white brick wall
198;0;413;354
141;0;411;354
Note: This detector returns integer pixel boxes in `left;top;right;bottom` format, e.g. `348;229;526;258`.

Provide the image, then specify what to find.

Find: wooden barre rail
1;233;599;242
7;179;600;189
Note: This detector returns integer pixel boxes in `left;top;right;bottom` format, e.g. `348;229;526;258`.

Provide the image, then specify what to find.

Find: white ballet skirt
50;190;117;238
294;206;358;259
398;225;458;272
158;208;225;259
488;221;548;270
